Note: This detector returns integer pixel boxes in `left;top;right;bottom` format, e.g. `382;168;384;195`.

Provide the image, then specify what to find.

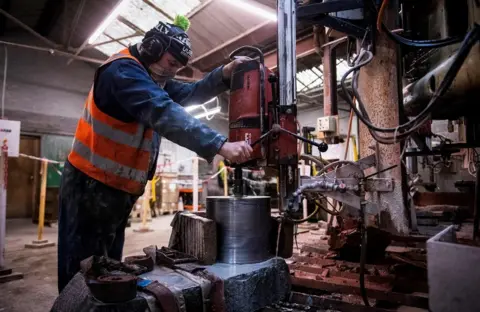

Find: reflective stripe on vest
68;48;154;195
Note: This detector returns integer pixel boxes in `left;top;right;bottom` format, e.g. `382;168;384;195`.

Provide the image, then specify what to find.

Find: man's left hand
222;56;252;80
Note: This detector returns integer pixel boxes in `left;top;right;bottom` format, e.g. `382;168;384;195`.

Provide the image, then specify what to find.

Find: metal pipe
277;0;296;106
0;40;104;64
357;0;409;234
406;148;419;174
323;43;338;116
403;46;480;118
0;41;199;82
67;39;90;65
233;167;244;197
0;9;60;49
85;34;139;49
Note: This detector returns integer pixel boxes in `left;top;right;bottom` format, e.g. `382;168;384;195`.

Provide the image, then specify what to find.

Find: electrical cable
317;196;343;216
341;24;480;144
376;0;389;32
371;0;464;48
299;154;328;169
286;203;321;223
315;160;363;177
382;24;463;48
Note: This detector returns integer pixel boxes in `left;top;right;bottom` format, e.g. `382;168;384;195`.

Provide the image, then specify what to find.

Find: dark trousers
57;161;139;293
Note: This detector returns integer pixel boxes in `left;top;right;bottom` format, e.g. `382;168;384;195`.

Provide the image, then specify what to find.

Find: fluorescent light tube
225;0;277;22
185;105;201;112
88;0;130;44
194;106;221;119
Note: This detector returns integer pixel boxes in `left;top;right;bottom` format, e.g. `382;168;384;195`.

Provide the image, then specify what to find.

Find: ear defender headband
138;15;193;66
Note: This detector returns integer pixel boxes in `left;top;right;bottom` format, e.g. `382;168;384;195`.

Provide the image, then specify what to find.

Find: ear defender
139;15;193;66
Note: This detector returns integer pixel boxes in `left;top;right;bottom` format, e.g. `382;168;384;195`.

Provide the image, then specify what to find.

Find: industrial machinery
227;45;328;209
218;0;480;310
54;0;480;311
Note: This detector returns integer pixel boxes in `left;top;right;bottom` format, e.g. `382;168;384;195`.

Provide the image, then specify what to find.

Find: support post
299;160;308;219
223;166;228;196
357;1;409;234
0;142;6;268
134;181;153;233
26;160;55;248
37;160;47;241
193;157;199;211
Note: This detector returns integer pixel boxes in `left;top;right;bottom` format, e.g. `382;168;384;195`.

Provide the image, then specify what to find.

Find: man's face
148;52;182;86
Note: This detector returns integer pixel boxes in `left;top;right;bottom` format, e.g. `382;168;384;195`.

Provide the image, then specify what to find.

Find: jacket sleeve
110;60;227;162
164;66;229;106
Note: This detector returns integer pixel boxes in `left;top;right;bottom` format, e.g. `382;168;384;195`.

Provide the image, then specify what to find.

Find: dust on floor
0;216;174;312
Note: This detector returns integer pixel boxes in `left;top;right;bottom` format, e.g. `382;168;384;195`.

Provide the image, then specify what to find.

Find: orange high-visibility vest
68;48;154;195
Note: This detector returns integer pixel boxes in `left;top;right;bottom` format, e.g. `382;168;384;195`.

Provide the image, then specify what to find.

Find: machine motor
228;46;298;168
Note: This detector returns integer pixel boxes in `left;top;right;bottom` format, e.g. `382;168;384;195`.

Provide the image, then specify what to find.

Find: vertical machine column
357;0;409;234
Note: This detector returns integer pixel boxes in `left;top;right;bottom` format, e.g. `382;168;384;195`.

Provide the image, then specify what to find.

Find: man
57;15;253;292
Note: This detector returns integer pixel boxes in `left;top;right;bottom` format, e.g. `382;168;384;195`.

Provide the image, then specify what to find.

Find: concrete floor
0;216;174;312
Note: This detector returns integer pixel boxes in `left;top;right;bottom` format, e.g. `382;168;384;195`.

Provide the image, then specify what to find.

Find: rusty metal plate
365;178;395;192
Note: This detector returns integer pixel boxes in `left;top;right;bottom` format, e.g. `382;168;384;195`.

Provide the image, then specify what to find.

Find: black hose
285;203;321;223
370;0;464;49
382;24;463;48
340;24;480;144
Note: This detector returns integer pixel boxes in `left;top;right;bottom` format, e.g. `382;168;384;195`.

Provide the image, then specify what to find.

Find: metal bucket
206;196;272;264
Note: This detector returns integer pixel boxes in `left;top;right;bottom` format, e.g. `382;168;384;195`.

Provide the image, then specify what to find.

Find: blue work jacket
92;46;229;180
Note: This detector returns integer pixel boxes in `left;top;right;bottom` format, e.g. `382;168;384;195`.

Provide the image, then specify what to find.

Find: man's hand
222;56;252;80
219;141;253;164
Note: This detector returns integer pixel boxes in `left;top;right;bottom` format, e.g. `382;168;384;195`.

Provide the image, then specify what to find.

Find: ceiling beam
104;33;127;48
142;0;173;21
0;8;59;48
85;33;140;50
189;21;276;71
187;0;215;18
118;16;145;35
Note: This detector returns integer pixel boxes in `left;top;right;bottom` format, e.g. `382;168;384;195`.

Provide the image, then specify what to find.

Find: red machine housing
229;59;298;166
229;60;270;161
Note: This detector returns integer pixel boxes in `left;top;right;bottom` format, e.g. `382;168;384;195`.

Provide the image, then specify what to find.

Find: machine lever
275;125;329;153
250;129;273;148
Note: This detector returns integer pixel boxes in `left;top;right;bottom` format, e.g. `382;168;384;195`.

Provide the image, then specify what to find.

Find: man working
57;15;253;292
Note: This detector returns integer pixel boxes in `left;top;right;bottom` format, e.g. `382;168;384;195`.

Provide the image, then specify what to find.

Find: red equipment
228;46;298;168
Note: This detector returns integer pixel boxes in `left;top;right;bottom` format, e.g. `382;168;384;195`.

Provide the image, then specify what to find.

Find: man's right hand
219;141;253;164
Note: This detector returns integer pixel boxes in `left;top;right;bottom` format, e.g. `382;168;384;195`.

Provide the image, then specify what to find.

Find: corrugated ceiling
88;0;347;95
92;0;202;56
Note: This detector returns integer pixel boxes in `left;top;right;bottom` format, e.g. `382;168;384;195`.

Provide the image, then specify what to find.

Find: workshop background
0;0;478;311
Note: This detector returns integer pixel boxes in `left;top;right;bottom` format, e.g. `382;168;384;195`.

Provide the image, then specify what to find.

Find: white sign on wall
0;120;21;157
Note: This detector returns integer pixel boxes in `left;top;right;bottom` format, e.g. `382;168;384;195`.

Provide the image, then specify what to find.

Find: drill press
207;42;328;263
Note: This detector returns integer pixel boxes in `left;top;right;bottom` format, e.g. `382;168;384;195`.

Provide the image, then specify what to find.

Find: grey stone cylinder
206;196;272;264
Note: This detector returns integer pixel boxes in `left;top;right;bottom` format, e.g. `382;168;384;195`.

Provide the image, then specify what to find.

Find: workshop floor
0;216;175;312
